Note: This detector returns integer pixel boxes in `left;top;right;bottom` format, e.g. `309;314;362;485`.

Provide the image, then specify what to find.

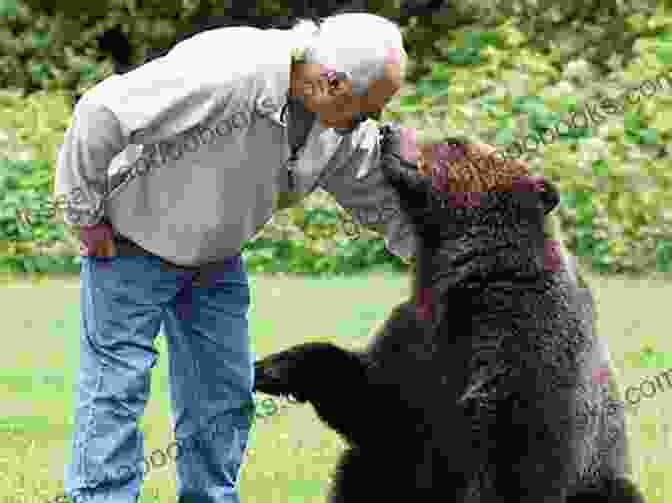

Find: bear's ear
539;178;560;215
509;176;559;215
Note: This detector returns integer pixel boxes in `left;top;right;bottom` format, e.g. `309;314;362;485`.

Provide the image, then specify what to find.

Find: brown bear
253;126;645;503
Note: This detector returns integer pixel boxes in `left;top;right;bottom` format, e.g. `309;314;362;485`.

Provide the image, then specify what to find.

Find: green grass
0;272;670;503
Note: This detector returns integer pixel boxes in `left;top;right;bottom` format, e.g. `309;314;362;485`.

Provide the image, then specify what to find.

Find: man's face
289;59;402;130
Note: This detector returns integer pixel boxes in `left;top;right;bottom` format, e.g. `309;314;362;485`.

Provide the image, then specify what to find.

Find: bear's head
380;126;564;321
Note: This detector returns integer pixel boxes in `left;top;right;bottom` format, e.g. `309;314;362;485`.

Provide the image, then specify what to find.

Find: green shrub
2;3;672;276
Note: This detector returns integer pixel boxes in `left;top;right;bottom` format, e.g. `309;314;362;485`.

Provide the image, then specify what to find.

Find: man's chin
314;114;334;125
318;117;357;130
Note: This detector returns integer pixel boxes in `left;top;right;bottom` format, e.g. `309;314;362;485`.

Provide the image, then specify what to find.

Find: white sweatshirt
54;25;415;267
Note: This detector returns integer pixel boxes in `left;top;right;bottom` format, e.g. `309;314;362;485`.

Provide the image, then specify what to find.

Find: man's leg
162;255;255;503
64;254;191;503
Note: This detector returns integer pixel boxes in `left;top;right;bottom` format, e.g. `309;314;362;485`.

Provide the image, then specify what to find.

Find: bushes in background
1;0;672;276
0;0;651;101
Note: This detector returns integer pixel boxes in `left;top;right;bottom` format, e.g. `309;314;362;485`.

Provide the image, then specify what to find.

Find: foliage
241;236;407;276
0;157;79;275
0;0;481;99
1;1;672;276
383;14;672;275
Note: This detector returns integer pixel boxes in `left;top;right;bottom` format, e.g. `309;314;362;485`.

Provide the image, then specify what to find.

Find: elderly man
55;12;415;503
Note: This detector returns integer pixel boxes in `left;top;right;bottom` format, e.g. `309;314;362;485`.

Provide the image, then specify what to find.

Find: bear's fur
253;133;645;502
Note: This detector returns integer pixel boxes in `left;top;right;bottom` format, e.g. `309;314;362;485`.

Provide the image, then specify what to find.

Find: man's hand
74;221;117;257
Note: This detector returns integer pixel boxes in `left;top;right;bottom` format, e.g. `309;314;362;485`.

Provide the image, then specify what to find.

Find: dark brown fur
253;138;645;501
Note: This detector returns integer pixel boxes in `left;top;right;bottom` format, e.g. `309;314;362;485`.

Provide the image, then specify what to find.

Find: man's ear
539;178;560;215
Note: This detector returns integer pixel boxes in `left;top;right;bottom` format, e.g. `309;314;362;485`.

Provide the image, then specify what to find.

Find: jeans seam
77;351;106;488
80;259;112;488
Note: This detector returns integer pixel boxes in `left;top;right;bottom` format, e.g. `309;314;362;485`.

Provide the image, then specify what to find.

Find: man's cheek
301;83;315;97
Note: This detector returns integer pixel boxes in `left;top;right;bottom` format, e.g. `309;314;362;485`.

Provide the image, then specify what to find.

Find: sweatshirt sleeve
53;27;289;231
318;121;416;264
54;101;127;227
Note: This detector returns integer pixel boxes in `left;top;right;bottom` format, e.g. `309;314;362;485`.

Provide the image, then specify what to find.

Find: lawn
0;271;670;503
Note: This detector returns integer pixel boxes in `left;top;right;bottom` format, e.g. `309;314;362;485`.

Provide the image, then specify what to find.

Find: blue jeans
65;253;254;503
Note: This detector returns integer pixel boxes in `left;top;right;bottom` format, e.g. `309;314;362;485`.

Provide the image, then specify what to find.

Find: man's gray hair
290;13;407;96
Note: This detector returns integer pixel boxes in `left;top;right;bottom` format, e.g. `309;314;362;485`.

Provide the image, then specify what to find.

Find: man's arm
318;121;416;264
55;101;127;229
55;27;267;253
53;101;131;256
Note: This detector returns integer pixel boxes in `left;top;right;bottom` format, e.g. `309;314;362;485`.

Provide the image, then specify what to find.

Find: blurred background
1;1;671;502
